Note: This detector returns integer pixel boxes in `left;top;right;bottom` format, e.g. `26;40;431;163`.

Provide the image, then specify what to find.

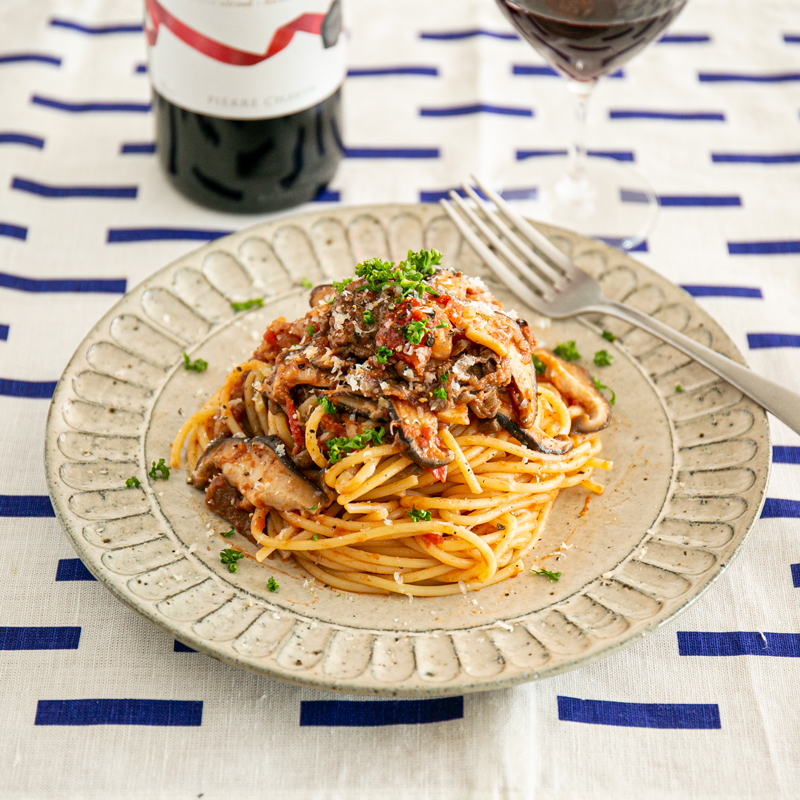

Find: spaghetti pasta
172;249;612;595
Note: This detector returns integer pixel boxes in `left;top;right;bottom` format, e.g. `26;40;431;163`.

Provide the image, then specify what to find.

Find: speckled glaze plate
44;204;769;696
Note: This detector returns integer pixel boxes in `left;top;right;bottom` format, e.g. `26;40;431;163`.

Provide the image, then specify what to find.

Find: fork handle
595;300;800;436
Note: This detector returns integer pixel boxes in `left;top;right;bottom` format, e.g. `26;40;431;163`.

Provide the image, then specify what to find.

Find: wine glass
494;0;688;249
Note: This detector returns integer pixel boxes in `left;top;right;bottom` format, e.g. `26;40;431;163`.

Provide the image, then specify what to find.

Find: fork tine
470;174;576;276
446;191;554;297
459;183;566;288
438;199;547;314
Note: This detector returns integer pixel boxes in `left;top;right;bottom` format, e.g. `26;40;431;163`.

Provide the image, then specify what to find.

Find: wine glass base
492;155;658;251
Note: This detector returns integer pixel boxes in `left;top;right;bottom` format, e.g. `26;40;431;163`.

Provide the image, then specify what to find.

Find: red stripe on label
145;0;324;66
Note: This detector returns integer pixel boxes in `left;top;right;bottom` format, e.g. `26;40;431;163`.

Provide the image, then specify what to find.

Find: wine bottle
145;0;346;213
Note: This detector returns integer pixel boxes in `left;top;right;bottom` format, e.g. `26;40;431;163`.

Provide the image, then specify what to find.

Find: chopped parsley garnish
602;330;616;342
182;352;208;372
148;458;170;480
675;384;684;393
332;277;352;293
312;534;319;541
440;372;449;383
553;340;580;361
532;354;546;375
435;320;448;329
592;377;616;405
230;298;263;312
354;249;442;298
300;277;313;290
307;504;320;513
220;548;244;572
326;427;386;464
593;349;613;367
266;577;279;592
531;567;561;582
375;346;394;364
220;527;235;537
433;387;448;400
404;320;429;345
363;309;375;325
306;323;315;337
318;396;337;415
407;507;432;522
125;476;140;489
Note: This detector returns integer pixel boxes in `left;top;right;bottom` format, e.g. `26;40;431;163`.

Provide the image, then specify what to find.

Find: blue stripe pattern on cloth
420;104;533;117
678;631;800;657
681;285;762;298
313;189;340;201
0;54;62;66
121;142;155;154
658;34;711;43
657;195;741;207
518;149;634;162
107;228;234;243
0;495;54;516
557;696;721;729
595;237;648;252
0;627;81;650
610;110;725;120
712;152;800;163
420;187;491;203
0;223;27;240
348;66;438;77
55;559;96;582
12;178;138;199
747;333;800;348
0;133;45;148
35;699;203;726
31;95;151;113
420;29;519;40
513;65;624;78
761;498;800;518
0;324;8;340
773;446;800;464
174;641;197;653
49;19;143;34
0;379;57;398
785;35;800;43
699;72;800;83
791;564;800;587
0;271;125;293
344;147;440;159
300;698;464;726
135;63;147;73
729;240;800;255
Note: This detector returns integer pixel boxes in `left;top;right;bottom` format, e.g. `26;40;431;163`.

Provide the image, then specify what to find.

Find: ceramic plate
44;204;770;696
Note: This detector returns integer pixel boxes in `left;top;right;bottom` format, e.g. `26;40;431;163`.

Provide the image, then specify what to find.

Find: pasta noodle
171;249;612;595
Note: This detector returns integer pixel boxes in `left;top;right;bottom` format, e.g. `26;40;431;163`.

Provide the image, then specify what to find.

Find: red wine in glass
491;0;688;249
496;0;687;81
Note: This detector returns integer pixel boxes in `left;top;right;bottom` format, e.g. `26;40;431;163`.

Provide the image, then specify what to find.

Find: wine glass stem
565;79;596;185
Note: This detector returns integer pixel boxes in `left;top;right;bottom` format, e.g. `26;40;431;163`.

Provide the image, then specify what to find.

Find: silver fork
440;174;800;436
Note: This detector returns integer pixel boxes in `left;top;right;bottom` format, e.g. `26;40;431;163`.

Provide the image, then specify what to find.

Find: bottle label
145;0;346;119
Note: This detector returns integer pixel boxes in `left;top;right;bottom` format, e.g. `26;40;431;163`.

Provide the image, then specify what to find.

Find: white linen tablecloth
2;0;800;797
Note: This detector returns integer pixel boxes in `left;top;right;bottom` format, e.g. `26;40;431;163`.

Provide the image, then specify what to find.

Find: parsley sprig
354;249;442;298
593;349;613;367
602;330;616;342
220;549;244;572
148;458;170;480
125;476;140;489
592;377;616;405
318;396;337;415
363;309;375;325
326;427;386;464
266;577;279;592
220;527;235;537
532;354;546;376
230;298;263;312
433;387;447;400
404;320;429;345
553;340;580;361
531;567;561;582
406;507;432;522
182;352;208;372
375;346;394;364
